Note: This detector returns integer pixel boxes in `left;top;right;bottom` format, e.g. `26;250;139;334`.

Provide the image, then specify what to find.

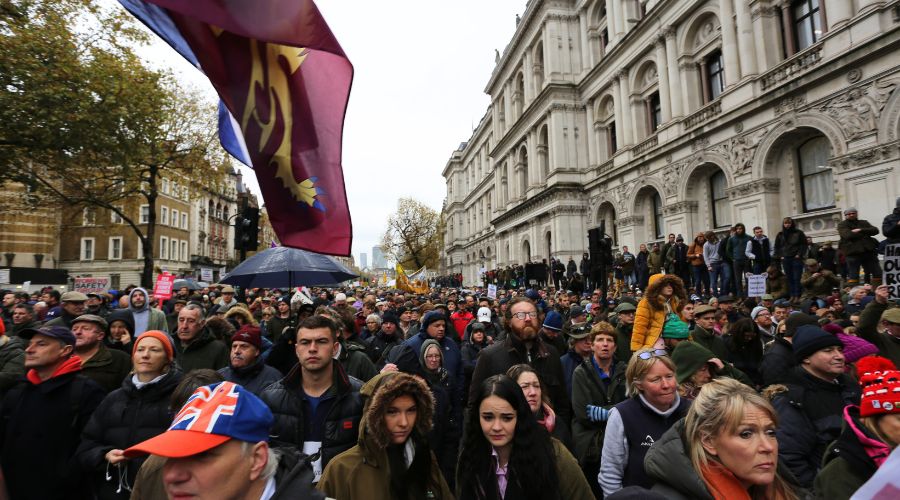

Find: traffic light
233;213;245;250
240;206;259;251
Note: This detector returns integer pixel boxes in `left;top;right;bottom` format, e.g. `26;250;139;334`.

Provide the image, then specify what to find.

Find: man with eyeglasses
467;297;571;425
751;305;776;338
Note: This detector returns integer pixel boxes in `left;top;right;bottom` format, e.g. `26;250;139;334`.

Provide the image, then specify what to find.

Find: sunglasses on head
637;349;669;360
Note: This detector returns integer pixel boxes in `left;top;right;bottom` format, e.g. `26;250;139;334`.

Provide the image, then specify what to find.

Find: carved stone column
655;35;672;123
718;0;742;85
664;28;683;118
736;0;758;77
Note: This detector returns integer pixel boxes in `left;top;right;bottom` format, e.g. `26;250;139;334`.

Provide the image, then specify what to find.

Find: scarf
26;355;82;385
700;461;787;500
700;462;751;500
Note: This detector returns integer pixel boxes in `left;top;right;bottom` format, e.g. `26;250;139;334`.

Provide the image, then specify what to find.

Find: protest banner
747;274;767;297
153;272;176;300
73;277;109;294
885;243;900;299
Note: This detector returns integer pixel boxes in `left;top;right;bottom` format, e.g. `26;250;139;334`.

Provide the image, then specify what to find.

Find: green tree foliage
0;0;224;287
380;198;444;270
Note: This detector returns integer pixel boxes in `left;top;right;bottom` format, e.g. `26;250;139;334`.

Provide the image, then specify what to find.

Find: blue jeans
782;256;804;297
692;265;710;296
709;262;731;296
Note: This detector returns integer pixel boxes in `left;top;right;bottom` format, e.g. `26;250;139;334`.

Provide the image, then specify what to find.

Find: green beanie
662;315;690;340
672;341;716;385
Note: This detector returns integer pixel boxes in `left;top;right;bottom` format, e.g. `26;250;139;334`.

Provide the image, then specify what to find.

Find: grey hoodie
129;287;151;336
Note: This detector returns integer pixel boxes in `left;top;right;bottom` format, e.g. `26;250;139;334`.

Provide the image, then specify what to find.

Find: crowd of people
0;201;898;498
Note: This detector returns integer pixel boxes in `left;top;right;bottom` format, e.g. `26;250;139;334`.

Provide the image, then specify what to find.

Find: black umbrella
220;246;357;288
173;278;201;291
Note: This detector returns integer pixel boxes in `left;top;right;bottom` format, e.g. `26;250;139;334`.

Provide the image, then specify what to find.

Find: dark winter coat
688;325;728;361
76;369;182;500
80;343;133;393
837;218;880;257
404;330;464;406
767;272;790;299
760;336;796;388
615;323;633;364
460;337;487;388
338;341;378;382
882;207;900;244
774;227;808;259
801;269;841;300
266;314;296;343
0;336;24;396
772;367;862;488
467;332;572;424
0;365;105;500
814;406;889;500
218;357;283;396
269;447;328;499
857;300;900;367
570;358;627;464
260;362;364;472
174;327;230;373
365;329;402;365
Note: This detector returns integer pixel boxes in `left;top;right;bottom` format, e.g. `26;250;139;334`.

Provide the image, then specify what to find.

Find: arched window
710;171;730;227
514;73;525;119
652;192;664;238
533;43;545;93
797;136;833;211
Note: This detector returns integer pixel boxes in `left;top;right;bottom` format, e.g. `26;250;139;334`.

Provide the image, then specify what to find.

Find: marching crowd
0;202;898;499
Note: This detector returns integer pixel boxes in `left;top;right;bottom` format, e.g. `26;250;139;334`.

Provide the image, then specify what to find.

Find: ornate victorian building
443;0;900;284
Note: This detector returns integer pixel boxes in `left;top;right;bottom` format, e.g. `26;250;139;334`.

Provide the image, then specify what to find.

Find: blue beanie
542;310;563;331
792;324;842;362
420;310;446;332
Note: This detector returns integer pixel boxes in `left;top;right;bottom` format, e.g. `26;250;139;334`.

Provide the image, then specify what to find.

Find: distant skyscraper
372;246;386;268
360;252;367;268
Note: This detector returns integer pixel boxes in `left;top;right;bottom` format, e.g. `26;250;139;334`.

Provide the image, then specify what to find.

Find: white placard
885;244;900;300
0;269;9;284
200;268;214;282
487;284;497;299
747;274;767;297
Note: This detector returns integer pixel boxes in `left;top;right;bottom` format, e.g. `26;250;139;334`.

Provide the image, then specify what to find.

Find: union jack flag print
171;382;240;433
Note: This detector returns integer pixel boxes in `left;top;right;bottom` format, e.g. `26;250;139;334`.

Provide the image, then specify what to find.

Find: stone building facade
58;174;198;287
443;0;900;285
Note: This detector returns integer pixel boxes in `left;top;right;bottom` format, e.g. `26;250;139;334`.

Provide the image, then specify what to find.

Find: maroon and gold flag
120;0;353;256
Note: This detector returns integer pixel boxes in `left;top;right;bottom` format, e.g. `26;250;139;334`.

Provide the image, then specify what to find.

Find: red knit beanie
860;370;900;417
856;355;898;384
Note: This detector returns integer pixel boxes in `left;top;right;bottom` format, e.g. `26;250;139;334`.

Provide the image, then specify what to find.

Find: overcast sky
124;0;525;266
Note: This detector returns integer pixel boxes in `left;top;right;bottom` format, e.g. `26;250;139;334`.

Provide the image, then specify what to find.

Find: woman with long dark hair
507;364;572;449
723;318;765;389
457;375;592;500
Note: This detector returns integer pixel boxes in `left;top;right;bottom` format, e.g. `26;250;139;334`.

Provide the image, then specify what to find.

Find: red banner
153;272;176;300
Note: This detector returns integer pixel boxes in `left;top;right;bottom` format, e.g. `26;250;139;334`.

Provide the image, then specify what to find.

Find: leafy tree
0;0;224;287
380;198;444;270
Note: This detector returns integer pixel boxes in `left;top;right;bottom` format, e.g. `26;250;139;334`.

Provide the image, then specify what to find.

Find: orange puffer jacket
630;274;685;351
